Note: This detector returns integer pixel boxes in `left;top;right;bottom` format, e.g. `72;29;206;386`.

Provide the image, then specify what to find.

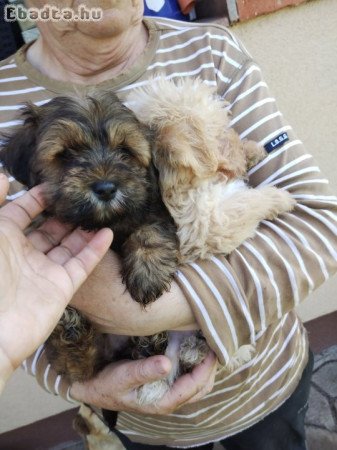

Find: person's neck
26;22;148;85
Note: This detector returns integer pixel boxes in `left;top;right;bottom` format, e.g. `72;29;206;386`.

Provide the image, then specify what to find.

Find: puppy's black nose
91;181;117;201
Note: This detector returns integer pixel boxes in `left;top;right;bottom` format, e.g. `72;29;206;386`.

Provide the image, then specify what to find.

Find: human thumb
126;356;172;389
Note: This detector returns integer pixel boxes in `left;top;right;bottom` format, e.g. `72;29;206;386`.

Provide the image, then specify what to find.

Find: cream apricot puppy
127;78;295;377
128;77;295;262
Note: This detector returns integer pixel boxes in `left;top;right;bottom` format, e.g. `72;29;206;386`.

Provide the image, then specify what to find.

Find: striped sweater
1;17;336;448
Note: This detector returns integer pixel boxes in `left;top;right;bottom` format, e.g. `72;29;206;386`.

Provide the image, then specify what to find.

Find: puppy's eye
119;146;134;159
56;149;71;159
56;148;77;165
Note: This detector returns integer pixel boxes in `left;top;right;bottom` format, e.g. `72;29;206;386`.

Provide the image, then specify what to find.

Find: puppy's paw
131;333;168;359
137;379;170;405
243;139;267;170
258;187;296;219
122;223;179;305
180;334;209;371
124;265;173;305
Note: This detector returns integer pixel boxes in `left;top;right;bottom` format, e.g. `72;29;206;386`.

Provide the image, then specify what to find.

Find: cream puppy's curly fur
127;78;295;373
127;78;295;263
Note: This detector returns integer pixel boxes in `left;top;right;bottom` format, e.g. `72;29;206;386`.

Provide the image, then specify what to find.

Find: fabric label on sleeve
264;132;289;153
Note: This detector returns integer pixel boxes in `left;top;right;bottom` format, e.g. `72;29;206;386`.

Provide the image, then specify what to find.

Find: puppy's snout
91;181;117;201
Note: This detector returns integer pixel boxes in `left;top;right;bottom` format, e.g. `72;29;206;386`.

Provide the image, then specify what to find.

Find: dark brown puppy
0;92;179;383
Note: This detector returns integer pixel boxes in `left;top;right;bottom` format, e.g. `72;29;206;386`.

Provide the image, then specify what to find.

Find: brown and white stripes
0;17;336;447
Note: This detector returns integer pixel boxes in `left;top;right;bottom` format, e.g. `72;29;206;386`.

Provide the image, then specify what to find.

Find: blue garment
143;0;189;21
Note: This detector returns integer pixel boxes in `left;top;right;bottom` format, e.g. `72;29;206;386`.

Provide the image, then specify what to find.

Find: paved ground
56;346;337;450
305;345;337;450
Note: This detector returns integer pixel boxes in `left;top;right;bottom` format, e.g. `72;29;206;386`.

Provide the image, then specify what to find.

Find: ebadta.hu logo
4;3;103;22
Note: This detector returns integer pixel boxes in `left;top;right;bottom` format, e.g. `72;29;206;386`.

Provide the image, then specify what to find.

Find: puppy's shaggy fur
128;78;295;261
0;91;188;407
127;77;296;368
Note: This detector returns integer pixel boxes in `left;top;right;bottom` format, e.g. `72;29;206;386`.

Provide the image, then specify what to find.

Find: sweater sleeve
21;346;76;402
174;60;337;365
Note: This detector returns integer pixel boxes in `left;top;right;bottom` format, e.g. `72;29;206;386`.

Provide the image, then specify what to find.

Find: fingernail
155;358;170;375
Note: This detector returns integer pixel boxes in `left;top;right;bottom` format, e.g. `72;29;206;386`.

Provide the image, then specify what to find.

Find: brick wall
236;0;308;21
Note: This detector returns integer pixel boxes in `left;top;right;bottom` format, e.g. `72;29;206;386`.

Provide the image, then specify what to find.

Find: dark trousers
114;350;314;450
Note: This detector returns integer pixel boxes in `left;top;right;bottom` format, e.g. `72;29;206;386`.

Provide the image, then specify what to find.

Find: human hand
70;351;217;414
0;174;113;389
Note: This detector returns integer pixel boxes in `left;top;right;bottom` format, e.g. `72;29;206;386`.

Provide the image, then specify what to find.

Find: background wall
230;0;337;322
1;0;336;435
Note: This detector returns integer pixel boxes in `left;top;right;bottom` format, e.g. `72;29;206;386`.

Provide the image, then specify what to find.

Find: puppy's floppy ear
0;102;40;188
145;141;164;203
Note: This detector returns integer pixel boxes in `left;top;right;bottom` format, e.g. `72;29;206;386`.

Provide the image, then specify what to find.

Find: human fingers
122;356;172;391
27;219;73;253
46;228;100;265
69;356;172;410
157;351;217;413
62;228;113;292
0;185;45;229
0;173;9;204
184;351;218;404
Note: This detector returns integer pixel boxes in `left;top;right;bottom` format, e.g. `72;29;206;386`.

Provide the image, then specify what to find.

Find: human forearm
70;249;197;335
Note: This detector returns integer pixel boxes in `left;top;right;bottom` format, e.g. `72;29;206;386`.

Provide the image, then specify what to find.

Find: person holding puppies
0;0;336;449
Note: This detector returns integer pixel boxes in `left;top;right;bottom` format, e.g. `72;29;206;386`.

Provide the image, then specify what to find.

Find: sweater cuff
24;346;79;404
